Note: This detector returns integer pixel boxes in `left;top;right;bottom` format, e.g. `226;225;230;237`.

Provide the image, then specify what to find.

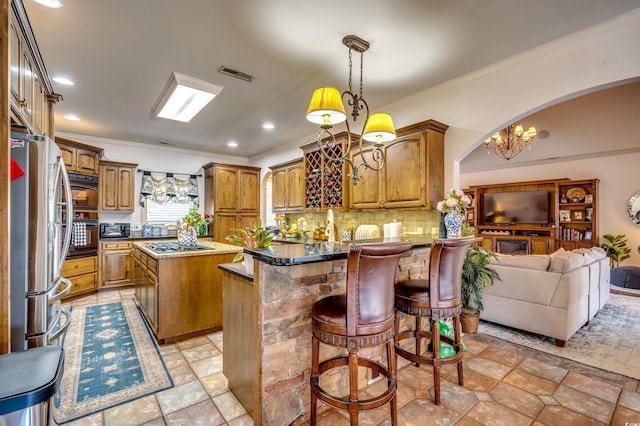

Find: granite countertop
246;235;434;266
133;240;241;259
99;230;213;242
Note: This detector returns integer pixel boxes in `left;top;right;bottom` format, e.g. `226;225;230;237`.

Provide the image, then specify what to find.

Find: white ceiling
23;0;640;160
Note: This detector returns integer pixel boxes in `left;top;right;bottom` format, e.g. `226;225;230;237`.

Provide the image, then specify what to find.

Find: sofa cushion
572;247;607;265
489;254;550;271
549;252;584;273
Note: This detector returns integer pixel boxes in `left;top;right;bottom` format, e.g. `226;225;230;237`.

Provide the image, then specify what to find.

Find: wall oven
66;172;99;258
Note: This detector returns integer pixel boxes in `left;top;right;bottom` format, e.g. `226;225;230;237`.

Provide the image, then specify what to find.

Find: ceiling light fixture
64;114;79;121
306;34;396;186
151;72;223;123
52;76;74;86
227;141;238;147
33;0;62;8
262;122;275;130
484;122;537;160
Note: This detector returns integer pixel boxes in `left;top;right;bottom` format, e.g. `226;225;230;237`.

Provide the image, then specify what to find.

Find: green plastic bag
436;319;467;358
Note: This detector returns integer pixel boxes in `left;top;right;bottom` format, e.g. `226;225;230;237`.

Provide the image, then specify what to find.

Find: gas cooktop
145;242;210;253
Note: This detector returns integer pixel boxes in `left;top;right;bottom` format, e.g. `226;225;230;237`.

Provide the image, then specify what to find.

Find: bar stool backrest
346;242;413;336
429;238;475;310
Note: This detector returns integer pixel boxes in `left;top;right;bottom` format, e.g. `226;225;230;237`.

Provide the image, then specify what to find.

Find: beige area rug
478;293;640;380
53;299;173;424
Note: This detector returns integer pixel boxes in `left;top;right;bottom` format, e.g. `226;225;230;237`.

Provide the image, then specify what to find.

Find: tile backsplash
284;209;441;240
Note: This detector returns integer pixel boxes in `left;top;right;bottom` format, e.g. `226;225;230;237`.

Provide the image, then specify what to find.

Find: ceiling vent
217;66;255;82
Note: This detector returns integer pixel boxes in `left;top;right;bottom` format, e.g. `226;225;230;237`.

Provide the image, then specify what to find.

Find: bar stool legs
309;242;412;425
393;237;475;405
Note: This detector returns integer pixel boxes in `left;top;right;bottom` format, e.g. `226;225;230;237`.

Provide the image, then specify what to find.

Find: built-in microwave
100;223;131;239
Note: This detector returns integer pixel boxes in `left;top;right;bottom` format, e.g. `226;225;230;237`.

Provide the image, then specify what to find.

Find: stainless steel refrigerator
10;132;73;352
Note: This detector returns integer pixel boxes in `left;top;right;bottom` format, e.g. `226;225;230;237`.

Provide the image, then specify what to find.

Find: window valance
139;170;199;207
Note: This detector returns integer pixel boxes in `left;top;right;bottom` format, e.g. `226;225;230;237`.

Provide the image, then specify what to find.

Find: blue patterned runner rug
53;299;173;424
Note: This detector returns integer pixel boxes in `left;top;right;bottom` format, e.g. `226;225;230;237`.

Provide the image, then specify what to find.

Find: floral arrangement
436;189;472;215
182;207;211;228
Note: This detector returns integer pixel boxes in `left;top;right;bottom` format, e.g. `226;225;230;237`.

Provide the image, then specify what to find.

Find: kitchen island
219;237;433;425
133;240;241;343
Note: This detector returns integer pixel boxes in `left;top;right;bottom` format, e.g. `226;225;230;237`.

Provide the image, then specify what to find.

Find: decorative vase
243;253;254;275
444;211;464;238
199;225;207;236
178;224;198;246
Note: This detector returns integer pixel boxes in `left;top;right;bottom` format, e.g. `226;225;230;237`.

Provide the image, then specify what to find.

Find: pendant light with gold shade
306;35;396;186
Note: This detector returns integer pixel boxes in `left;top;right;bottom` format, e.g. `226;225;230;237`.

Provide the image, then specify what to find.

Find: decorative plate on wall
566;187;587;202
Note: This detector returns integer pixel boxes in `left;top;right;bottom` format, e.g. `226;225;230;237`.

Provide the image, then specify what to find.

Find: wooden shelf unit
466;178;599;254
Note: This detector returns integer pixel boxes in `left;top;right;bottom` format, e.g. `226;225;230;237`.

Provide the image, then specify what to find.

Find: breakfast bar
219;238;433;425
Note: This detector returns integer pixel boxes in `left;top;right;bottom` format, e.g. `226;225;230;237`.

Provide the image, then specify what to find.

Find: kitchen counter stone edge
244;235;434;266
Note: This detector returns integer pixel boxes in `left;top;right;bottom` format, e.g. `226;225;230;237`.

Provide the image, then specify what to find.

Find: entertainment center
465;178;599;254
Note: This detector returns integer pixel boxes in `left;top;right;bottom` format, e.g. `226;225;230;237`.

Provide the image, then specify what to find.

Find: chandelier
484;122;537;160
306;35;396;186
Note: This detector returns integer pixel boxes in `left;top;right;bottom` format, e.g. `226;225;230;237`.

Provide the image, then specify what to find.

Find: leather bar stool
394;237;474;405
310;242;412;426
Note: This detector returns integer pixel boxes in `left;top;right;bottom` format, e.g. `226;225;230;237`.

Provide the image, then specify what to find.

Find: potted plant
182;207;211;236
225;219;273;274
460;244;500;333
600;233;631;268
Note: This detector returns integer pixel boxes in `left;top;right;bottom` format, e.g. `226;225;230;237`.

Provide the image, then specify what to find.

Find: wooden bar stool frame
394;237;474;405
310;242;412;426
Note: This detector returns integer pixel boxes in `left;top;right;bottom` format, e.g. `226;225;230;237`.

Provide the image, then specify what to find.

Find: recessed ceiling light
262;122;274;130
33;0;63;8
64;114;79;121
227;141;238;148
53;76;74;86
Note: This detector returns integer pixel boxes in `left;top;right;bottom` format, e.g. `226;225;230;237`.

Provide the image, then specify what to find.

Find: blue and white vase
444;211;464;238
178;224;198;246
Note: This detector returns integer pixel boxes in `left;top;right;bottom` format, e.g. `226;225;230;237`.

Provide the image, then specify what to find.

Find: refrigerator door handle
48;277;72;304
47;307;71;344
59;158;73;264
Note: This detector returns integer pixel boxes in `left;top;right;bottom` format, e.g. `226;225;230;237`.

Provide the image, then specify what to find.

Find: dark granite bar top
245;235;434;266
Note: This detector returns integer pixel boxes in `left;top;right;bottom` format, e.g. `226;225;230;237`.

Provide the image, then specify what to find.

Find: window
265;176;276;227
145;200;194;225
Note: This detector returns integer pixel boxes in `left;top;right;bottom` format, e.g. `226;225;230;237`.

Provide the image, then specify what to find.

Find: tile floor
59;289;640;425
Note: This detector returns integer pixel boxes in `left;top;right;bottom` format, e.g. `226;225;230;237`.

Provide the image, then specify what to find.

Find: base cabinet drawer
61;255;99;300
62;273;98;294
61;256;98;276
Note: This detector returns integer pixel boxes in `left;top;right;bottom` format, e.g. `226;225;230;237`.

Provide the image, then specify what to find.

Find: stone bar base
255;246;430;425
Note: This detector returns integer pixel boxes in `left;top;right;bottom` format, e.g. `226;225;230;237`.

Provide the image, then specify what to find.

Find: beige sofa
481;247;610;346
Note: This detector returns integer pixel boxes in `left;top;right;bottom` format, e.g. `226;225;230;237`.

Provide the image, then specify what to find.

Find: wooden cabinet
100;161;137;211
133;248;158;334
100;241;133;288
349;120;447;210
301;133;349;211
203;163;261;242
133;246;237;342
557;179;599;250
469;178;599;254
55;137;103;175
61;256;98;300
270;159;305;213
8;7;58;135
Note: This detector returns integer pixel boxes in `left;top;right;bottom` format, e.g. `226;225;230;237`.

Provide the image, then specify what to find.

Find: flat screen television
483;190;549;225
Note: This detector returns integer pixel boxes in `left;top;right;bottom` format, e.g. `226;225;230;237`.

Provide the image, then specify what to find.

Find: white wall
461;152;640;267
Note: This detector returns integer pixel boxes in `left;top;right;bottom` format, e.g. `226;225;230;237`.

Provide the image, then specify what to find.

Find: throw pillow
549;252;584;273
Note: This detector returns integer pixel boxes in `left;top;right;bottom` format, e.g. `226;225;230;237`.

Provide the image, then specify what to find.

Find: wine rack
303;140;346;210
